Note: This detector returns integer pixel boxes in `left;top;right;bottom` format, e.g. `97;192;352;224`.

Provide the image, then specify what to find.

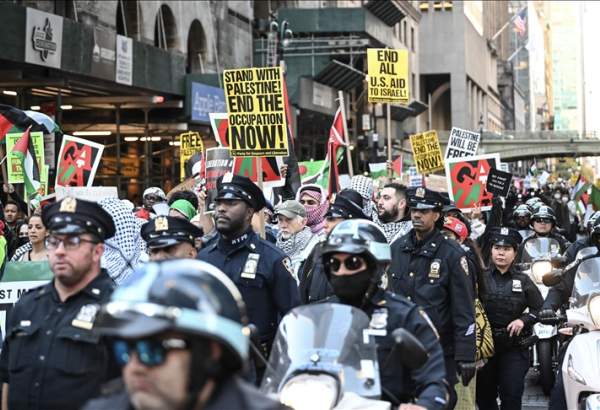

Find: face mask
554;193;561;200
329;269;373;306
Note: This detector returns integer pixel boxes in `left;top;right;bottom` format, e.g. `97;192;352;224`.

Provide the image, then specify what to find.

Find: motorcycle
545;251;600;409
518;237;565;395
260;303;427;410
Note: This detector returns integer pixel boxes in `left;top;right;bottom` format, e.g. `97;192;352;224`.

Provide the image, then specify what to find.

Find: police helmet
531;205;556;224
525;197;542;210
321;219;391;279
513;204;532;219
587;211;600;233
93;259;249;372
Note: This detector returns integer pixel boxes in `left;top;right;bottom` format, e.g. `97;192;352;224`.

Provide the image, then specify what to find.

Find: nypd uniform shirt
0;270;118;410
198;230;300;343
389;229;476;363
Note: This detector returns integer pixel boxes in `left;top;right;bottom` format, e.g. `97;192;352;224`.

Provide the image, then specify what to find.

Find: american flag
514;7;527;37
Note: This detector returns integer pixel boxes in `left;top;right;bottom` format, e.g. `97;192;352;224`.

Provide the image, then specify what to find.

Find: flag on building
327;105;347;199
514;7;527;37
11;126;41;196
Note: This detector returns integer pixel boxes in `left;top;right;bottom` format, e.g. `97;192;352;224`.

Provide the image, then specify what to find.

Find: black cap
489;227;522;249
407;187;445;210
216;173;266;211
326;189;367;220
42;197;116;241
141;216;203;250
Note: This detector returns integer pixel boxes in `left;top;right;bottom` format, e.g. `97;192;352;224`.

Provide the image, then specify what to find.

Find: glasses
534;218;553;224
145;195;163;202
327;255;366;272
45;235;99;250
112;338;188;367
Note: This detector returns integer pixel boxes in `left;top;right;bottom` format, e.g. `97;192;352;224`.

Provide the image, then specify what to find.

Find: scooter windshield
260;303;381;399
571;256;600;309
522;237;561;263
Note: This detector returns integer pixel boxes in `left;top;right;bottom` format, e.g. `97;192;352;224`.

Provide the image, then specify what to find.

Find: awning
390;101;428;121
364;0;406;26
314;60;365;91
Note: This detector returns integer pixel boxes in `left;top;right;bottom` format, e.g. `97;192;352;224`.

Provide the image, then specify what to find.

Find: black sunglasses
534;218;553;224
327;255;366;272
112;338;188;367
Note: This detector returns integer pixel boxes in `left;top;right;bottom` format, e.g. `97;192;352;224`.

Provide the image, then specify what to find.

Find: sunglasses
534;218;553;224
112;338;188;367
46;235;98;250
327;255;366;272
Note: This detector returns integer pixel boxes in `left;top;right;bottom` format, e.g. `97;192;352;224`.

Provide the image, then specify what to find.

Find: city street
523;370;550;410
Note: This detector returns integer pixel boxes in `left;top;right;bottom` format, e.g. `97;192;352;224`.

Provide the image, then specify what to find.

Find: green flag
592;185;600;211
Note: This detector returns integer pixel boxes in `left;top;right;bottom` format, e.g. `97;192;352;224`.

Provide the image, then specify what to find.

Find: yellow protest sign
409;130;444;174
367;48;409;104
179;131;204;180
223;66;289;157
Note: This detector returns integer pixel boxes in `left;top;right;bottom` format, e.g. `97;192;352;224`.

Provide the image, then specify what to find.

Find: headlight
588;295;600;328
280;374;339;410
531;261;553;284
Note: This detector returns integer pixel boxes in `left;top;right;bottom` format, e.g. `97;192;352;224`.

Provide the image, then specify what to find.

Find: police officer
197;174;300;360
511;204;533;239
389;187;476;408
83;260;288;410
0;197;118;410
518;205;570;262
560;210;600;267
477;227;543;410
141;215;203;261
321;220;448;409
298;188;367;304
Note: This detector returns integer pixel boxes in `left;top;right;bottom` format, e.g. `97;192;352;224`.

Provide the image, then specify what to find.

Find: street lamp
268;18;293;66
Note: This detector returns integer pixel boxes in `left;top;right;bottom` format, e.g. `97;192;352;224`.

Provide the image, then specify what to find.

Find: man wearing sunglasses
517;205;570;262
141;215;203;261
83;259;287;410
321;219;448;410
0;197;118;410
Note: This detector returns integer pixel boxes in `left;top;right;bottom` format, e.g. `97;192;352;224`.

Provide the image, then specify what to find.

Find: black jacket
389;229;476;362
298;241;334;304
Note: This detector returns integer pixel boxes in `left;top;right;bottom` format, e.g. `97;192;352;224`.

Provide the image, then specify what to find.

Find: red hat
443;216;468;242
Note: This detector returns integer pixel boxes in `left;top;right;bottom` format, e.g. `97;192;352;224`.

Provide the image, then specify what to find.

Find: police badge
72;304;99;330
429;260;441;278
416;187;425;198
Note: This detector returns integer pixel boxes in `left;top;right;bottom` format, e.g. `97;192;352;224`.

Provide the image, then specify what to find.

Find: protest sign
209;112;229;147
445;153;501;212
407;166;423;188
204;147;234;212
367;48;409;104
179;131;204;180
486;168;513;198
445;127;480;159
55;135;104;187
39;165;49;196
55;186;118;201
0;261;52;341
409;130;444;174
425;174;448;192
223;67;289;157
6;131;45;184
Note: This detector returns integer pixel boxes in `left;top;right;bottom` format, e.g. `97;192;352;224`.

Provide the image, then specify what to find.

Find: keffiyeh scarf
350;175;376;219
296;185;328;234
276;226;315;257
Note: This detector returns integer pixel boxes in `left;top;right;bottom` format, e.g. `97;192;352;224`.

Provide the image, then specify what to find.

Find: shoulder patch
460;256;469;276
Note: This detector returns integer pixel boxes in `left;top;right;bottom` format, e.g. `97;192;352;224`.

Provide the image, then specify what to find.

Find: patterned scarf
276;226;315;257
296;185;328;234
350;175;376;219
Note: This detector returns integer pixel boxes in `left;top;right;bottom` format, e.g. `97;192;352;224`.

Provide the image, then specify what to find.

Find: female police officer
476;227;543;410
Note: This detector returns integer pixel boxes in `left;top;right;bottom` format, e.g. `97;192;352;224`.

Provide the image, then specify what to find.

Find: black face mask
329;269;373;307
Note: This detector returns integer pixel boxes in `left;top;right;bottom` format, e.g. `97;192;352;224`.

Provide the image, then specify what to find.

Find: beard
378;205;399;223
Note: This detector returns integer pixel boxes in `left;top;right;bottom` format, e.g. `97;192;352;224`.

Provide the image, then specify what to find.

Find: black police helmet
531;205;556;224
587;211;600;233
94;259;249;372
321;220;391;279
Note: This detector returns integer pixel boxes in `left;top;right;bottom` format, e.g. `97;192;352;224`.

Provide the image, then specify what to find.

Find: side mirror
391;328;429;370
542;271;562;287
576;247;597;262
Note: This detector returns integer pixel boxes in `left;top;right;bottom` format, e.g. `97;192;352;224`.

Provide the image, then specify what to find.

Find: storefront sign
116;35;133;85
25;8;63;69
6;131;45;185
91;26;116;81
191;82;226;123
223;67;289;157
367;48;409;104
55;135;105;187
409;130;444;174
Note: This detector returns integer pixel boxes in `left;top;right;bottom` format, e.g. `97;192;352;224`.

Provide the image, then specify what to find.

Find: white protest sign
445;127;480;159
55;186;119;202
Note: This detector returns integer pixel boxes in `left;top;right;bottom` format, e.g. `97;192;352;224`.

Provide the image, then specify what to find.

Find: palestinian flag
592;185;600;211
326;105;347;199
571;175;590;201
392;155;403;177
0;105;60;141
12;127;41;196
368;162;387;179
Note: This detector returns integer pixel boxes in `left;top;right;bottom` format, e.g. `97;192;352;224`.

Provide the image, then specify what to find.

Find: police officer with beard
389;187;476;408
322;220;449;409
197;174;300;365
477;227;543;410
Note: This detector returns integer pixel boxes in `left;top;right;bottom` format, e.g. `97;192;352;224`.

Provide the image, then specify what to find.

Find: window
411;73;416;99
411;27;415;52
403;21;407;46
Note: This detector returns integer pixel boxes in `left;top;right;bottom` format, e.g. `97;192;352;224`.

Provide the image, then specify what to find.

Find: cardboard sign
55;186;118;202
223;67;289;157
408;166;423;188
445;127;480;159
6;131;45;185
409;130;444;174
204;147;234;212
367;48;409;104
0;261;53;341
445;153;501;212
209;112;284;187
55;135;104;187
179;131;204;180
486;168;513;198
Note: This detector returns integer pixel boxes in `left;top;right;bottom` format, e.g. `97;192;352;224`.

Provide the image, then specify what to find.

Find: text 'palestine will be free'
223;66;289;157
